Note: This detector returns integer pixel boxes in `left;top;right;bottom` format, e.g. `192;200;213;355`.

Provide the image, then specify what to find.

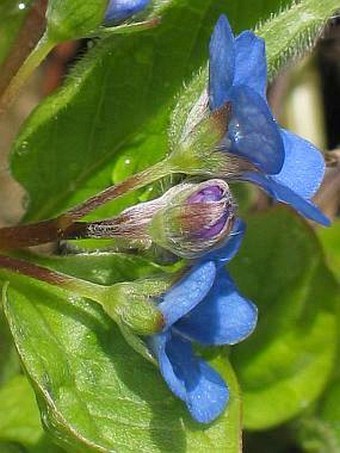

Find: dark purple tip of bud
199;212;229;239
183;181;235;241
104;0;150;23
187;185;224;204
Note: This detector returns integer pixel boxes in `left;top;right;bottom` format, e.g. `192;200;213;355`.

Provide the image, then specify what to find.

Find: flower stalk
0;159;172;251
0;32;54;113
0;253;106;303
0;176;236;264
0;254;165;336
0;0;48;112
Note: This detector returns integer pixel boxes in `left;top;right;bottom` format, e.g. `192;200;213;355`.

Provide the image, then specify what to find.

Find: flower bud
104;0;150;24
45;0;152;43
148;179;236;258
100;280;167;335
80;179;236;259
46;0;108;42
168;83;256;179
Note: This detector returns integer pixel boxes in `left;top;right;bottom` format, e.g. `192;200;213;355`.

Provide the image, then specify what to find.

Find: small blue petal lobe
234;31;267;97
209;15;235;110
150;332;229;423
273;129;325;199
203;218;246;266
158;261;216;327
104;0;150;23
175;270;258;345
187;359;229;423
227;85;285;174
243;171;330;226
148;332;187;401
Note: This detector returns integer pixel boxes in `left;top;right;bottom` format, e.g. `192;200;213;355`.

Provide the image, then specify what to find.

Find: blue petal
175;270;258;345
234;31;267;97
148;332;186;401
227;85;284;174
158;261;216;327
203;218;246;267
149;331;229;423
242;171;330;226
209;15;235;110
104;0;150;23
272;129;326;199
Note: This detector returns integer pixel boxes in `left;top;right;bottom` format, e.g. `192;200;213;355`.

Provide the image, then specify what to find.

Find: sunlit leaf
11;0;288;222
230;208;339;430
2;252;242;452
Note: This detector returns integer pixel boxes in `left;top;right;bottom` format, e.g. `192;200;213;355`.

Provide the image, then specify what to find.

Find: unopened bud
46;0;153;43
100;280;166;335
104;0;150;24
46;0;108;42
169;86;255;179
149;179;236;258
80;179;236;259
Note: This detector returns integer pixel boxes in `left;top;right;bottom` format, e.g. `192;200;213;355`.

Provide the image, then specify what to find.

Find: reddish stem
0;160;170;250
0;254;71;286
64;160;169;221
0;219;87;250
0;0;48;106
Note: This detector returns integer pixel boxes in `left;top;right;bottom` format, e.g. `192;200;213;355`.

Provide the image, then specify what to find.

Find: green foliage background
0;0;339;452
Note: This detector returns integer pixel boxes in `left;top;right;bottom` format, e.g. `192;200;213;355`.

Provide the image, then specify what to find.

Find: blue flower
209;15;329;226
104;0;150;24
148;219;257;423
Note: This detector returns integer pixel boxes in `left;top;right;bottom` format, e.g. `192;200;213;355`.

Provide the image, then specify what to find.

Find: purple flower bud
186;184;231;240
187;185;223;203
149;179;236;258
81;179;236;259
104;0;150;23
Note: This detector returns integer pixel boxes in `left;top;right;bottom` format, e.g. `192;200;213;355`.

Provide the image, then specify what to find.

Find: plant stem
0;219;87;250
0;158;173;250
0;0;48;105
0;254;160;363
95;17;160;36
0;254;106;305
0;31;54;113
63;158;172;221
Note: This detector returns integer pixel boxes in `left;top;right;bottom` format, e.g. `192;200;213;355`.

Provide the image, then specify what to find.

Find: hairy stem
63;159;172;221
0;31;54;113
0;159;172;250
0;254;107;304
0;254;71;286
0;219;88;250
0;0;48;106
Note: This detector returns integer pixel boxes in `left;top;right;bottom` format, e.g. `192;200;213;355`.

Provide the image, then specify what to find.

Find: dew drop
16;141;28;156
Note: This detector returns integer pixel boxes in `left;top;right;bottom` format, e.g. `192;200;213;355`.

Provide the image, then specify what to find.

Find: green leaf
317;220;340;281
0;375;42;446
229;207;339;431
296;403;340;452
0;443;25;453
0;303;20;385
293;255;340;452
11;0;288;222
21;251;165;284
0;374;64;452
295;374;340;453
0;1;32;64
1;253;242;452
46;0;107;42
255;0;340;77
